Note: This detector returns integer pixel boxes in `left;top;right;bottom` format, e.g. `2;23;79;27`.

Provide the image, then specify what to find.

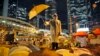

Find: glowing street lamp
2;20;6;23
92;3;97;9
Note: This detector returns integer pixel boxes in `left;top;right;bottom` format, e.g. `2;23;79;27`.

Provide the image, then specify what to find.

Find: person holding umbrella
45;13;62;50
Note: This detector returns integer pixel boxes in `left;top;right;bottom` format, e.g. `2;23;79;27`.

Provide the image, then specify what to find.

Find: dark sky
0;0;3;15
0;0;3;8
54;0;68;29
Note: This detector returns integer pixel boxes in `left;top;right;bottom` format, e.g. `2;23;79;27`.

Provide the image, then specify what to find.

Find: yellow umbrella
56;49;74;56
28;4;50;20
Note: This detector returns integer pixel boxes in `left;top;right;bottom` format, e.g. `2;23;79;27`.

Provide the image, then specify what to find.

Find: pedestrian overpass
0;16;36;34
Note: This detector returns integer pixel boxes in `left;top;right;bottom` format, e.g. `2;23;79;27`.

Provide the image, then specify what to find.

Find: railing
0;16;36;34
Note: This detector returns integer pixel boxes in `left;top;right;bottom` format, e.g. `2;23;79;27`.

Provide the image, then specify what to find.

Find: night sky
0;0;3;8
0;0;3;15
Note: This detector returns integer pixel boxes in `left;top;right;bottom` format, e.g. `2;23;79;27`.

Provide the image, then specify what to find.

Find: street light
92;3;97;9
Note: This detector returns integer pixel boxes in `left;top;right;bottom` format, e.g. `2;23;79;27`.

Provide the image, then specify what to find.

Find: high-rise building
89;0;100;29
3;0;99;33
8;0;34;21
67;0;91;33
3;0;45;28
45;0;68;33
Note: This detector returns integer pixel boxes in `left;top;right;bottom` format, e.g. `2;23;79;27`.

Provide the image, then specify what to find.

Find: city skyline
0;0;100;33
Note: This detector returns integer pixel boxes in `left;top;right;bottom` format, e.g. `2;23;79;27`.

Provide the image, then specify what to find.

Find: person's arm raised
44;21;50;26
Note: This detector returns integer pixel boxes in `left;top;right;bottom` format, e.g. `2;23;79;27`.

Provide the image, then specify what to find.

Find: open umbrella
73;31;88;36
92;28;100;35
56;49;74;56
28;4;50;19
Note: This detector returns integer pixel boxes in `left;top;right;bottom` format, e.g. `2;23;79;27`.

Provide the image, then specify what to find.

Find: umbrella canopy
56;48;92;56
92;28;100;35
28;4;50;19
9;46;32;56
56;49;73;56
73;31;88;36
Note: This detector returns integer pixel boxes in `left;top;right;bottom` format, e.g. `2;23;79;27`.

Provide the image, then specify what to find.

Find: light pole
3;0;9;17
67;0;73;34
69;16;73;34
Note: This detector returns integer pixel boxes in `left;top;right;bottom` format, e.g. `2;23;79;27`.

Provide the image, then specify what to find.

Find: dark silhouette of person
5;32;14;45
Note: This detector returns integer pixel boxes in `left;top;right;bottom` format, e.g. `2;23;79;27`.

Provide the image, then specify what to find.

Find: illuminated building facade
1;0;99;33
67;0;91;32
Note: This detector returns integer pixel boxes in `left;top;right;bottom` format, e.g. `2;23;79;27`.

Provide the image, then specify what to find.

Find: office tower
67;0;91;32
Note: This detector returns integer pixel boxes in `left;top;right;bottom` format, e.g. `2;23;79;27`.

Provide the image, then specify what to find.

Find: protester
5;31;15;45
45;13;62;50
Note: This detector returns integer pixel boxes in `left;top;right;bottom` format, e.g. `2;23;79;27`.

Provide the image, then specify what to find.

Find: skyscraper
45;0;68;33
89;0;100;29
67;0;91;32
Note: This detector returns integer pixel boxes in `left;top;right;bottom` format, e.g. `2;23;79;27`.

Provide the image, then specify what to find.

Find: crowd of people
0;28;100;56
0;13;100;56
